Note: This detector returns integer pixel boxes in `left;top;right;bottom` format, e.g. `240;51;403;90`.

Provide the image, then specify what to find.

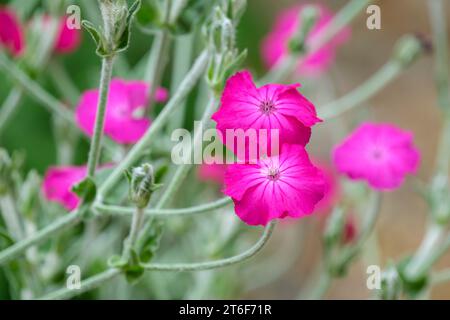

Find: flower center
267;167;280;181
260;100;276;115
371;147;386;161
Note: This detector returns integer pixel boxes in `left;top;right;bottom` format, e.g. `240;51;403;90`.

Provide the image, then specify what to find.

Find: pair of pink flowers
0;6;80;57
211;70;326;226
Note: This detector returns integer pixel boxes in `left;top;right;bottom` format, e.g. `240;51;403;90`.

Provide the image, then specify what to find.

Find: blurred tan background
242;0;450;299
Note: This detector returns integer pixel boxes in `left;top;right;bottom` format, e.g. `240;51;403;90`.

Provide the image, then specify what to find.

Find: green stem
167;33;194;132
41;221;275;300
404;223;447;281
94;196;232;217
135;96;216;250
40;268;121;300
48;61;80;106
319;61;402;120
140;221;275;271
0;193;26;240
261;0;371;83
87;56;115;178
0;88;23;134
144;0;172;112
0;53;75;126
121;207;145;261
98;50;209;199
0;211;82;266
428;0;450;112
308;271;331;300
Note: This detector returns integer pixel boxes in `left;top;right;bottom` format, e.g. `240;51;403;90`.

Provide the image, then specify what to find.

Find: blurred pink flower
313;159;340;213
261;3;350;76
75;78;168;144
42;165;87;211
54;15;81;54
333;123;420;190
212;70;320;161
0;7;24;57
198;161;228;186
223;144;325;226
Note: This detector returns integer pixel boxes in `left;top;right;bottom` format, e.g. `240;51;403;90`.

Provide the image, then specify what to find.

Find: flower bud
288;5;318;54
126;163;158;209
392;34;427;68
323;207;346;249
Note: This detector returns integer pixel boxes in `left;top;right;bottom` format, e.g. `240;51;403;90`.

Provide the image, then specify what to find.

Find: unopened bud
288;5;318;54
126;163;158;209
392;34;427;68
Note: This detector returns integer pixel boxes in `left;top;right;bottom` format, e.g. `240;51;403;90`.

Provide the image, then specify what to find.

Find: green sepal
115;0;142;54
81;20;110;57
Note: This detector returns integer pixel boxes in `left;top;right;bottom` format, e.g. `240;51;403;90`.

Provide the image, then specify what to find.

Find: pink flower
212;70;320;161
333;123;420;190
42;165;87;211
54;16;81;54
261;3;350;76
75;78;168;144
0;7;24;56
198;161;228;186
223;144;325;226
313;159;340;213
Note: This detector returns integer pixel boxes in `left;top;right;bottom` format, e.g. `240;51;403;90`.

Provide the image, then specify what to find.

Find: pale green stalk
98;50;209;199
0;211;82;266
0;88;23;134
41;221;275;300
261;0;371;83
87;56;115;177
135;96;217;250
94;197;232;217
319;61;402;120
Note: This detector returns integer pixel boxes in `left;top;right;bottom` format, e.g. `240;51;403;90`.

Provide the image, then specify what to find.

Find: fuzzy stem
140;221;275;271
40;268;121;300
0;211;82;266
98;50;210;199
404;223;447;281
0;53;75;126
135;96;216;251
144;0;172;112
87;56;115;178
261;0;371;83
40;221;275;300
319;61;402;120
121;207;145;261
428;0;450;112
0;88;23;134
94;196;232;217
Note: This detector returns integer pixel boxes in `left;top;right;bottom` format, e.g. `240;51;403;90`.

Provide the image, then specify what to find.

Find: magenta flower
75;78;168;144
198;161;228;186
42;165;87;211
212;70;320;160
333;123;420;190
261;3;350;76
54;16;81;54
313;159;340;213
0;7;24;57
223;144;325;226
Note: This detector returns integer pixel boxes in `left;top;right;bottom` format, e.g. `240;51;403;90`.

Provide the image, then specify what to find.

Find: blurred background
0;0;450;299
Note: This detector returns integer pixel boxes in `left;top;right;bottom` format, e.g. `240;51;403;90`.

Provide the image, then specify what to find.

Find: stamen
267;167;280;181
260;100;276;114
